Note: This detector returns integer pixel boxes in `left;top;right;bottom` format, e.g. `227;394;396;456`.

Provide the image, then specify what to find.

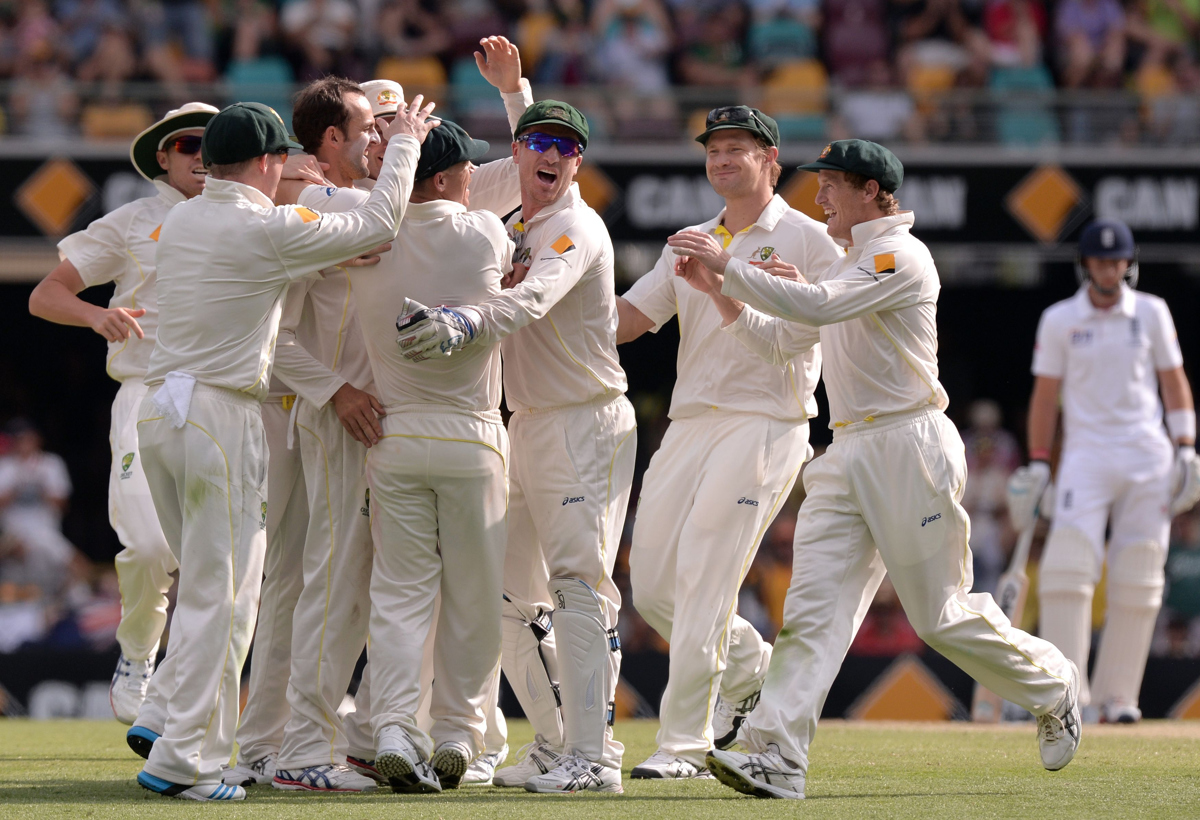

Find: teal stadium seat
990;65;1060;146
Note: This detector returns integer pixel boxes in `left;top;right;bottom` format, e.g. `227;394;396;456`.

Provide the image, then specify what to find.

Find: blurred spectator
281;0;359;80
962;398;1021;474
55;0;125;64
848;576;925;656
0;419;71;543
983;0;1047;68
677;2;755;88
8;39;79;138
1126;0;1200;72
75;23;138;95
832;59;922;141
746;0;820;69
224;0;294;116
1055;0;1126;88
375;0;449;61
443;0;506;62
14;0;60;56
140;0;216;81
530;0;593;85
591;0;673;92
1153;508;1200;658
824;0;890;86
744;510;795;638
960;399;1020;594
891;0;991;86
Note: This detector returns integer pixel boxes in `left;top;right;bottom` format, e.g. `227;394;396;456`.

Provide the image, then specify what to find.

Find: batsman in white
399;99;637;795
129;100;435;801
1010;218;1200;724
615;106;840;779
27;102;218;725
672;139;1081;799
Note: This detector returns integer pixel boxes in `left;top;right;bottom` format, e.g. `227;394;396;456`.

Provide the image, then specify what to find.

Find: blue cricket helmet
1076;219;1139;289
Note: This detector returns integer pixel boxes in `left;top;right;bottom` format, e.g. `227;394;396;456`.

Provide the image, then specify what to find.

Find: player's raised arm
30;260;146;342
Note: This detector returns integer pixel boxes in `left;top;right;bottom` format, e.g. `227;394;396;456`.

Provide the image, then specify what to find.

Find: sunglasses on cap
706;106;769;133
516;132;583;158
168;135;203;155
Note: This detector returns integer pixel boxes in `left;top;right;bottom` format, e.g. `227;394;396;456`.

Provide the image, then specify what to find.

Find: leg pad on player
1091;540;1166;709
1039;526;1099;592
1106;540;1166;610
1038;526;1097;706
549;577;619;763
501;597;564;748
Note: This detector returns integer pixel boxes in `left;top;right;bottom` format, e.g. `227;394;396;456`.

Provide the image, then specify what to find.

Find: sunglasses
706;106;772;140
517;132;583;158
169;135;203;155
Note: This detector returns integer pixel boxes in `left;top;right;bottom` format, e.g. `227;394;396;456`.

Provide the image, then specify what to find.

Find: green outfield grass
1;718;1198;819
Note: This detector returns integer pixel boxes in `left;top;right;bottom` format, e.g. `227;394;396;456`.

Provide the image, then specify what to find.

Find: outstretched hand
667;229;731;274
281;153;329;184
674;252;723;294
380;95;441;144
751;254;806;282
475;35;523;94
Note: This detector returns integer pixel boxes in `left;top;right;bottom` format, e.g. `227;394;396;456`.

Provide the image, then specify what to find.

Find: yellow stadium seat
762;59;828;115
907;64;956;114
81;103;154;138
516;12;557;75
374;56;447;99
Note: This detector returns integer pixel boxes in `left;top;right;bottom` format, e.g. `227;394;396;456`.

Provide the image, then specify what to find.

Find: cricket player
28;103;218;725
130;99;436;801
615;107;841;778
1010;219;1200;724
671;140;1081;799
398;100;637;794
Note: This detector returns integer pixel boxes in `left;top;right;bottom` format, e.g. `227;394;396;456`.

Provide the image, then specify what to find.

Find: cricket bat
970;524;1035;723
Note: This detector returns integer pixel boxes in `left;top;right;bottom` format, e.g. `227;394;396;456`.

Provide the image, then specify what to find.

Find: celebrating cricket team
28;32;1200;803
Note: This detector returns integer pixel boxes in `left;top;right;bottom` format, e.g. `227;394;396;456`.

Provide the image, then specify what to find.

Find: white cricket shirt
57;180;185;382
623;195;840;422
722;211;949;428
145;134;420;400
353;199;511;412
471;184;628;412
1032;285;1182;448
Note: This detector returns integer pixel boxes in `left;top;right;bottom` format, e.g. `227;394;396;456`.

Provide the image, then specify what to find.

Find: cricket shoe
222;753;276;786
706;746;805;799
110;654;154;725
1100;698;1142;725
1038;660;1082;771
631;751;713;779
126;725;159;760
461;744;508;786
712;688;761;750
376;725;441;794
272;763;377;792
524;753;623;794
138;771;245;801
347;755;385;782
492;735;563;787
431;740;472;789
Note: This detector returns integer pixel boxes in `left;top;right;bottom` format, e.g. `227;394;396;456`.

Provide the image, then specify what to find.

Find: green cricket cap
798;139;903;192
202;102;302;166
695;106;780;148
513;100;588;150
416;119;489;181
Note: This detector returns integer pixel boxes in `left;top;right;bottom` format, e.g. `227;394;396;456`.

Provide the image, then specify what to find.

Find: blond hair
844;171;901;215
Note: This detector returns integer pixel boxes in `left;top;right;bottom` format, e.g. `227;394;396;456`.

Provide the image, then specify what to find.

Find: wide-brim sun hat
130;102;221;182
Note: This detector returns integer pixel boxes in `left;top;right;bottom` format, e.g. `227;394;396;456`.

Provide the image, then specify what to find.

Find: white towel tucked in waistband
152;371;197;428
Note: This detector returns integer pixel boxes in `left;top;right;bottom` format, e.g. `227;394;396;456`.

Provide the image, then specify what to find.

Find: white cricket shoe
492;735;563;787
347;754;385;782
712;688;761;750
431;740;472;790
630;750;713;780
460;744;508;786
524;753;623;794
376;725;441;794
272;763;377;792
222;753;276;786
138;771;245;801
1038;661;1082;772
1100;698;1142;724
706;746;805;799
110;654;155;725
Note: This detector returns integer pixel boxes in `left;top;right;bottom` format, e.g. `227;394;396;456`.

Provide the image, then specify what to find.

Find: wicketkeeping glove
396;298;483;361
1007;460;1052;532
1171;445;1200;515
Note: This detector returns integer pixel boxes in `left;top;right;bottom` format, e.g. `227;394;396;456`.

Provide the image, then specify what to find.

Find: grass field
2;718;1199;819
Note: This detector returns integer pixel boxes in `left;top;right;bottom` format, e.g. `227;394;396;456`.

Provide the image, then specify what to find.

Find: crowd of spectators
0;0;1196;143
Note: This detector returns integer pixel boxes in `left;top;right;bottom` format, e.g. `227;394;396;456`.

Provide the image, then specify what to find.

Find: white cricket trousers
630;412;808;765
277;397;374;768
741;407;1073;772
502;394;637;769
366;407;509;759
136;385;268;786
110;378;177;662
235;397;308;765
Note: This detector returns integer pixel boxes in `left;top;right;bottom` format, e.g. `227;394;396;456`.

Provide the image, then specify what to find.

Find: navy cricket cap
1079;219;1135;259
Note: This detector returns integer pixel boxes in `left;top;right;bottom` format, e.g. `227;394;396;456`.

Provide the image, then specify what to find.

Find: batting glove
1007;460;1052;532
1171;445;1200;515
396;298;483;361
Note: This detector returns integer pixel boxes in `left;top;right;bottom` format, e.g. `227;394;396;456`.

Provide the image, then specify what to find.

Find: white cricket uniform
135;134;419;787
56;180;181;663
351;198;512;759
622;195;840;766
720;211;1073;772
1032;284;1182;707
470;183;637;769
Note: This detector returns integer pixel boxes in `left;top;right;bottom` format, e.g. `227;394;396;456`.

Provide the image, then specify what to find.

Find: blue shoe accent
126;726;160;760
137;770;187;797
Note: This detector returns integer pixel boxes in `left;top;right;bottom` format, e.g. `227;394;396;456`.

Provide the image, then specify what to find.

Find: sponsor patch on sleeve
874;253;896;275
550;234;576;254
295;207;321;224
149;225;161;242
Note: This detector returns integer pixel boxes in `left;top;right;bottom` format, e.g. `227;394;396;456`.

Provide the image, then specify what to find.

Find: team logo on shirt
874;254;896;275
361;488;370;517
511;221;532;267
753;246;775;262
120;452;134;479
260;501;268;529
550;234;576;254
1069;329;1093;346
149;225;162;242
294;207;321;224
1129;317;1145;347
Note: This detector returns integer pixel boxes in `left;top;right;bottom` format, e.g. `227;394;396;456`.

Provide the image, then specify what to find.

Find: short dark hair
292;76;365;155
751;134;783;189
844;171;901;215
208;158;258;178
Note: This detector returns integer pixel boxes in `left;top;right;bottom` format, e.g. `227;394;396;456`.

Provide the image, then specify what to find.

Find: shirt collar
704;194;791;235
1074;283;1137;318
202;177;276;209
406;199;468;219
153;178;187;207
847;211;915;249
523;183;580;227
